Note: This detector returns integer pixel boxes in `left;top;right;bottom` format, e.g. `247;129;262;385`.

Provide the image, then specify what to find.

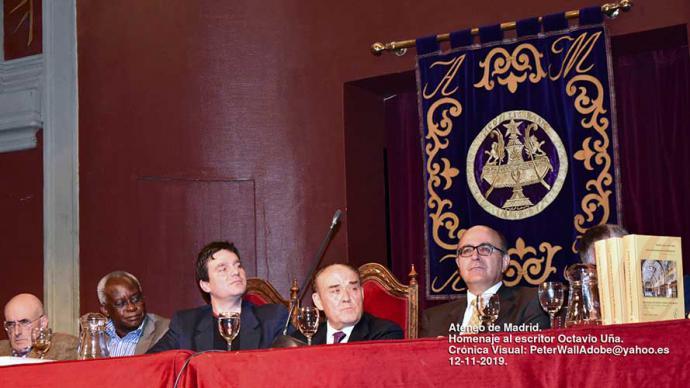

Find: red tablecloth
181;319;690;387
1;320;688;387
0;349;191;388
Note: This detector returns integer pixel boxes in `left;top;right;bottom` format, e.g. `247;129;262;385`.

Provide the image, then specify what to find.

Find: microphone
330;209;342;229
272;209;343;348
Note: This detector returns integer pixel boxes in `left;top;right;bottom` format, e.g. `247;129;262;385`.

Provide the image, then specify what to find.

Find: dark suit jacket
146;300;287;353
295;312;403;345
420;285;549;337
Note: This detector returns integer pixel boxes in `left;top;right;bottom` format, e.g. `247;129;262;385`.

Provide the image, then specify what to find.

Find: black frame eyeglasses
458;244;505;257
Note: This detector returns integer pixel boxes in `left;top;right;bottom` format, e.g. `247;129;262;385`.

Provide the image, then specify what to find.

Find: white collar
467;281;503;305
461;281;503;332
325;321;355;344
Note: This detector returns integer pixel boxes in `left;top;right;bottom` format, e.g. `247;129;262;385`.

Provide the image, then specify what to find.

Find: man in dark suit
295;264;403;344
420;225;549;337
147;241;287;353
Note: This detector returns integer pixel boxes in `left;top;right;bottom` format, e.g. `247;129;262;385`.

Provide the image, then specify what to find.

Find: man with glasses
420;225;549;337
97;271;169;356
1;293;78;359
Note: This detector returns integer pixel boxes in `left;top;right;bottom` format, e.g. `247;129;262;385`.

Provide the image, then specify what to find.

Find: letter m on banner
416;9;621;299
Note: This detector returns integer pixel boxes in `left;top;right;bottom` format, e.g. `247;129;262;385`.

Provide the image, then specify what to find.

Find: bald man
1;293;78;360
420;225;549;337
294;264;403;345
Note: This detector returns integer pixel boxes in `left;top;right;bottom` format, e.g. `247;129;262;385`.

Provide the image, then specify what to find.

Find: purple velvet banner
416;23;621;299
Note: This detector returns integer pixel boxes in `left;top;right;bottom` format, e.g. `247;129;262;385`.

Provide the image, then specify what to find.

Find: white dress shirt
325;322;355;344
461;281;503;331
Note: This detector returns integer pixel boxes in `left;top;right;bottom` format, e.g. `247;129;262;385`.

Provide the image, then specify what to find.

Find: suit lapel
348;313;370;342
311;323;328;345
238;300;261;350
193;306;214;351
452;297;468;324
496;285;517;327
134;314;154;355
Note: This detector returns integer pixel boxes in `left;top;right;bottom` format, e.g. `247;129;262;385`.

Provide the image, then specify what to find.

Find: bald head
4;293;48;354
312;264;364;330
458;225;508;253
4;293;44;318
456;225;510;294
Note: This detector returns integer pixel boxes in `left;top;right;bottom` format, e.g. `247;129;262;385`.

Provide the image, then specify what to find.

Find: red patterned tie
333;331;346;344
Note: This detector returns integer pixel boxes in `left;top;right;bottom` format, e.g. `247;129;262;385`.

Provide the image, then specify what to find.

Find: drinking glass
217;312;241;351
477;294;500;327
31;327;53;359
538;281;565;328
296;306;320;346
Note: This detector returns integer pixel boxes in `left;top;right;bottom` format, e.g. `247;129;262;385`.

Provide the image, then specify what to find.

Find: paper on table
0;356;54;367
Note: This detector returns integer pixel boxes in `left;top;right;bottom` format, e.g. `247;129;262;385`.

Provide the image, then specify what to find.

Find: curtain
614;25;690;272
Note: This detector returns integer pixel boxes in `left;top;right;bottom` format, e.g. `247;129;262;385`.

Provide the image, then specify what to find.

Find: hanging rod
370;0;633;56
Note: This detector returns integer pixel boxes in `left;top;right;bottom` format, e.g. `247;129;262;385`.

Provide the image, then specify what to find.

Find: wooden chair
358;263;418;339
244;278;299;310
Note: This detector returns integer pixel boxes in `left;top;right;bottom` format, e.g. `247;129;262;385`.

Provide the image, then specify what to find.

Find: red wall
1;0;43;338
0;131;43;339
76;0;689;317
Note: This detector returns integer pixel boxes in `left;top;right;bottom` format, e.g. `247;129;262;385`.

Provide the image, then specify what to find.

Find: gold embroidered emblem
467;110;568;220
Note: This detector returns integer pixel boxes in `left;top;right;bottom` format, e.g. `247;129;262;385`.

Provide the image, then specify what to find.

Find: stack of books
594;235;685;324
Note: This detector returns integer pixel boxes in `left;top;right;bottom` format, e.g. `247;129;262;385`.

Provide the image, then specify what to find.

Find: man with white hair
97;271;169;356
1;293;78;360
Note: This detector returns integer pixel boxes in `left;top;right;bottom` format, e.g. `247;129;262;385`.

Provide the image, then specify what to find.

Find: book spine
623;237;635;323
610;238;624;324
594;240;611;325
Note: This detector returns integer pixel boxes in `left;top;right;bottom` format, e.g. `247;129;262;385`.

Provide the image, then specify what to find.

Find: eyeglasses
458;244;505;257
3;315;43;333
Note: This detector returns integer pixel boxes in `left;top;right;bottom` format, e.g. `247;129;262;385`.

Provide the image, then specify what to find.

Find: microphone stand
272;209;343;348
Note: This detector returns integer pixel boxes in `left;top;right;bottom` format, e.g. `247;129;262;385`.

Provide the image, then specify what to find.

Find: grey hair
96;271;143;305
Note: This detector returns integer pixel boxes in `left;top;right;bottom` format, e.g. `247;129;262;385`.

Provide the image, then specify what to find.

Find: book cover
623;235;685;323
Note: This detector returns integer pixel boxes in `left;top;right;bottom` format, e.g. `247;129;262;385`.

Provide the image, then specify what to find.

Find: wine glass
477;294;500;327
31;327;53;359
538;281;565;329
296;306;320;346
217;312;241;351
